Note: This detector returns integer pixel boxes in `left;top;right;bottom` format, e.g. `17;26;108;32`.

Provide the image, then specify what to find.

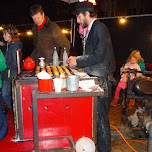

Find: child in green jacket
0;49;8;140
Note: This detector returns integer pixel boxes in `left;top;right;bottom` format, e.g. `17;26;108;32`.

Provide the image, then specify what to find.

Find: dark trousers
0;87;8;140
97;80;113;152
2;80;12;110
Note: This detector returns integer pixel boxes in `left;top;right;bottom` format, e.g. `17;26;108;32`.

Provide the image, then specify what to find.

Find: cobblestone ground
109;103;148;152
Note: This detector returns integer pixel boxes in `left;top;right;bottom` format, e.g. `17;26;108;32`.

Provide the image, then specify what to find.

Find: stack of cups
53;78;62;92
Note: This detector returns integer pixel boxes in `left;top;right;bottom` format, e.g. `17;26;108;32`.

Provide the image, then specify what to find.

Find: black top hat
73;1;97;15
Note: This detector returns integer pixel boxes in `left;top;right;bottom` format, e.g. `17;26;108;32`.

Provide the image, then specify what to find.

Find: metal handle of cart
122;68;152;76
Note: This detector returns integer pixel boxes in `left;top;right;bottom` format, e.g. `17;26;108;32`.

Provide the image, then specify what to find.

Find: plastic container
53;47;59;66
38;79;53;92
63;47;68;66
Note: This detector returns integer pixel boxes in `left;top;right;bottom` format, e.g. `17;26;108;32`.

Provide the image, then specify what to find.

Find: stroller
122;69;152;151
122;69;152;123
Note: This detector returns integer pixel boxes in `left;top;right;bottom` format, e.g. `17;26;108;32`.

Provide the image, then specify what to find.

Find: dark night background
0;0;152;71
0;0;73;25
0;0;74;60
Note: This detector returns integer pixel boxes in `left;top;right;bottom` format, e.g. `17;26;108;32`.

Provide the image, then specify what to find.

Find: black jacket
76;20;116;78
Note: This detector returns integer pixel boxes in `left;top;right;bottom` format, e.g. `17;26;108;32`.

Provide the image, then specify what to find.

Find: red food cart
12;72;102;151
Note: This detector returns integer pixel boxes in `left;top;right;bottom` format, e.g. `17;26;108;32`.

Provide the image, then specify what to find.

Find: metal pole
73;18;76;47
70;18;73;44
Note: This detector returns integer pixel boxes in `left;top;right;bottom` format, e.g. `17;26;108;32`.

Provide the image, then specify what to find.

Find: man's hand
67;56;77;68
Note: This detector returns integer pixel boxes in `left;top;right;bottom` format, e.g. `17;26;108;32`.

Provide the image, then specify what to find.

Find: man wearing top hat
67;1;116;152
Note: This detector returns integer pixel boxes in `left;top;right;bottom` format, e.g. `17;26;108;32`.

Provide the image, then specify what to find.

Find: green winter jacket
137;61;145;72
0;49;6;88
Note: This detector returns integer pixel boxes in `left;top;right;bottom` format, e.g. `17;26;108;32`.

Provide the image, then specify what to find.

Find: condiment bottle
53;47;59;66
63;47;68;66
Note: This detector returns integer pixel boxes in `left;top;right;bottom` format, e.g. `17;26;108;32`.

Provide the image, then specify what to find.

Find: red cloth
37;16;47;31
9;38;20;44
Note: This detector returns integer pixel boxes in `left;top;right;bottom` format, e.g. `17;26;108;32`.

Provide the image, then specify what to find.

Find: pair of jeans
0;87;8;140
97;79;113;152
0;88;2;114
2;80;12;110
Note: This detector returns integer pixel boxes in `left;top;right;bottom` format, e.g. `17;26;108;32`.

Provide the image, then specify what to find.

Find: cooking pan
131;77;152;96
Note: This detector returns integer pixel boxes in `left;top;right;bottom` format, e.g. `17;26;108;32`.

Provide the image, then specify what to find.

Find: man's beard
82;23;88;28
82;19;88;28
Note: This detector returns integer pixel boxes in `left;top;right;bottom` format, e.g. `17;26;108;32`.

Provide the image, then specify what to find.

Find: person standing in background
67;2;116;152
29;4;70;66
0;49;8;140
1;26;23;112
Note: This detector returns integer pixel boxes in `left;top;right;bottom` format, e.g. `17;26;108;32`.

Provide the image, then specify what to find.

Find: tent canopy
60;0;78;3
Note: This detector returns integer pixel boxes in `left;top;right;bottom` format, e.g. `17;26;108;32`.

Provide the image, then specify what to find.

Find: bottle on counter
63;47;68;66
53;47;59;66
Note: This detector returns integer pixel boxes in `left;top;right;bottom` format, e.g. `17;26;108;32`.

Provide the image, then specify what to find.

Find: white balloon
76;137;95;152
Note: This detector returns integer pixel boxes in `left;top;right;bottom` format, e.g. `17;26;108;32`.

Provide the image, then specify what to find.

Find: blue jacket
1;40;23;81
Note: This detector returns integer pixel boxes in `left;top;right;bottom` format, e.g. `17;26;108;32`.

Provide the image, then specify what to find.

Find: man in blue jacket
67;2;116;152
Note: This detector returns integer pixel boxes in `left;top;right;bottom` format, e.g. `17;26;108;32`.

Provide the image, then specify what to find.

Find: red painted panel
21;84;93;142
21;84;93;141
37;97;93;142
22;84;37;139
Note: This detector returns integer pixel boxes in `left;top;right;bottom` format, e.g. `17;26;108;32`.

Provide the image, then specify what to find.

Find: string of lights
0;13;152;36
98;13;152;20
